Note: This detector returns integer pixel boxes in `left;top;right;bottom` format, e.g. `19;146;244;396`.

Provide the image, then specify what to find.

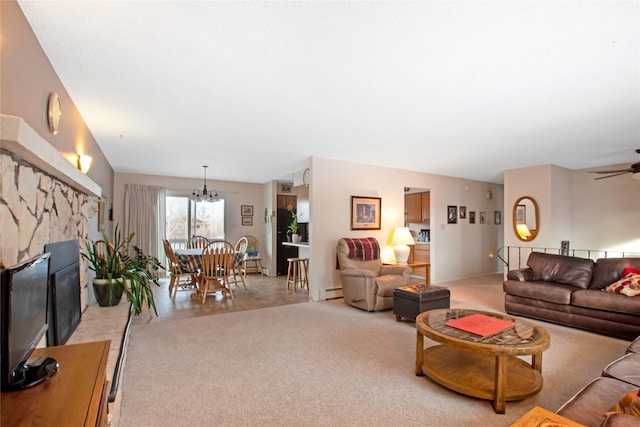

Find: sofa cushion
527;252;594;289
591;258;640;290
503;280;576;305
603;353;640;388
572;289;640;316
604;274;640;297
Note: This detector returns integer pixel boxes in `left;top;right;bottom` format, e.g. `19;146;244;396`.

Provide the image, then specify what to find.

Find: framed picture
469;211;476;224
447;205;457;224
480;212;486;224
516;204;526;224
494;211;501;225
280;183;292;194
561;240;570;256
242;216;253;226
459;206;466;219
241;205;254;216
351;196;381;230
98;196;107;231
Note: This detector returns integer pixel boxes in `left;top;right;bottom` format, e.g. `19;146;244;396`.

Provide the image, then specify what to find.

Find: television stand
1;340;110;426
3;356;59;391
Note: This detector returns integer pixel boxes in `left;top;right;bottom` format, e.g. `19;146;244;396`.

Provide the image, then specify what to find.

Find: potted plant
81;224;164;316
286;209;299;242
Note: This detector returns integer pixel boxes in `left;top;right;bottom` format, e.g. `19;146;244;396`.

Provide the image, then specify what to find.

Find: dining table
174;248;204;273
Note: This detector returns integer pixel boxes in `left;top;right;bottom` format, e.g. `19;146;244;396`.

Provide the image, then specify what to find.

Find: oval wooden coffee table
415;308;550;414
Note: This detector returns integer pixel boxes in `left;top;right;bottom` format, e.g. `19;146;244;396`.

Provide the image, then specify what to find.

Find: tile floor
67;273;309;425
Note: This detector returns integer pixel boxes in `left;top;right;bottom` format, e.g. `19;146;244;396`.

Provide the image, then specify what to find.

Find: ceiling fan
589;149;640;180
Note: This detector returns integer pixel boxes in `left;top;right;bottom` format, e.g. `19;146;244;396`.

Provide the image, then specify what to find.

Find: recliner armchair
337;237;411;311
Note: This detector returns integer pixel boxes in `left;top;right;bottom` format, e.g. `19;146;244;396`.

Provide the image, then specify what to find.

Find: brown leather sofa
503;253;640;340
556;335;640;427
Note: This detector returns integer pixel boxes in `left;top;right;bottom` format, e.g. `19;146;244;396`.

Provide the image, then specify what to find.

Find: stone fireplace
1;114;102;317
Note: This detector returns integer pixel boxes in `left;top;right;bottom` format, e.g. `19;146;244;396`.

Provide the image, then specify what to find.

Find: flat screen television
1;253;59;391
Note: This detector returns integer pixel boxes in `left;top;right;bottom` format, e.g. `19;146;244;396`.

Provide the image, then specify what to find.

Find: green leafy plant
286;209;299;237
81;224;164;316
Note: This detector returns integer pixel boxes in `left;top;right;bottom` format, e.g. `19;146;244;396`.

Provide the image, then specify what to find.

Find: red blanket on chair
343;237;380;261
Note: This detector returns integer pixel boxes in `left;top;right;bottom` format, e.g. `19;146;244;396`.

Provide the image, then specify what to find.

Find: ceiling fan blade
589;169;632;174
594;171;631;180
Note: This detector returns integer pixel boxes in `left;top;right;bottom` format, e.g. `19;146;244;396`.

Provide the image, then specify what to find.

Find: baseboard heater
324;287;344;300
108;303;133;403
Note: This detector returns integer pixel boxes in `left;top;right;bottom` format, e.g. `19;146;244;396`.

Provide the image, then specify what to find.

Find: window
166;196;225;247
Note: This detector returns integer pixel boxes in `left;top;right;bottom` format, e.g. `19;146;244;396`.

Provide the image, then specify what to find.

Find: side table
510;406;585;427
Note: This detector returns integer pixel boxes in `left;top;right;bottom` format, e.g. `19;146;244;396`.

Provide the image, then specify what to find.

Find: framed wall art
459;206;466;219
494;211;502;225
480;212;486;224
242;216;253;226
351;196;381;230
469;211;476;224
98;196;107;231
241;205;254;216
447;205;457;224
516;204;526;224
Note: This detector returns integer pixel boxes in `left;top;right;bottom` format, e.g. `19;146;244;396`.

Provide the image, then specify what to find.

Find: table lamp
391;227;415;264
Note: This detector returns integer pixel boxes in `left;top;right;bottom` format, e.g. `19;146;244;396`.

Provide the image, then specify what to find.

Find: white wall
504;163;640;265
113;172;273;266
307;157;504;301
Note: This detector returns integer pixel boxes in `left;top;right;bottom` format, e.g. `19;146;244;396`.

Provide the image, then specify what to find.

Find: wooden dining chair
229;237;248;289
163;239;198;299
198;240;236;303
243;235;264;275
187;235;210;249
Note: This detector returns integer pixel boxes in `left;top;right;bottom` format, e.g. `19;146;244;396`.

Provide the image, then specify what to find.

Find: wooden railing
496;246;640;271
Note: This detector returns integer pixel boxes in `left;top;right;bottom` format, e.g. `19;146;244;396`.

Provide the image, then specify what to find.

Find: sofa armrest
602;413;640;427
380;265;411;277
339;268;377;279
507;268;534;281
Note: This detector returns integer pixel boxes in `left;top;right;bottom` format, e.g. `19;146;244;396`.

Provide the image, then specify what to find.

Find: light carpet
119;274;630;426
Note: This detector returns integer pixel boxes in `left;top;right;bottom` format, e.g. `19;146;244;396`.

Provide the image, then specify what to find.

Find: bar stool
286;258;309;292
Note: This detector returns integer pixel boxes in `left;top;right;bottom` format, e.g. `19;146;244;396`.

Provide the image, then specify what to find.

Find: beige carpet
118;274;630;426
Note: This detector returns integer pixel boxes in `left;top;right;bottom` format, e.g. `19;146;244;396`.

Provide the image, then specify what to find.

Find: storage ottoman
393;284;450;321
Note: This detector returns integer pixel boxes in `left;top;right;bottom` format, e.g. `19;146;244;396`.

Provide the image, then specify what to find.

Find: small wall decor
494;211;501;225
241;205;254;216
280;183;292;194
447;205;457;224
242;216;253;226
561;240;570;256
351;196;381;230
98;196;107;231
480;212;486;224
469;211;476;224
515;204;526;224
459;206;466;219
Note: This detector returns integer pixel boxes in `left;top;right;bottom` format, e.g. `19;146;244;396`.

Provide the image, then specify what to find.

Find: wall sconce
391;227;415;264
516;224;531;240
486;190;493;200
77;154;92;174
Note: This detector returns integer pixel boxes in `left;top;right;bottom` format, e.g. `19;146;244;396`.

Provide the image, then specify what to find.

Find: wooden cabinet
404;193;422;223
277;195;297;210
404;192;430;224
421;192;430;222
410;243;430;275
1;340;110;427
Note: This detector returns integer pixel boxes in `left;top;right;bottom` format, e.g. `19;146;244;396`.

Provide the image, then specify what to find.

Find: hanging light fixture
191;165;220;202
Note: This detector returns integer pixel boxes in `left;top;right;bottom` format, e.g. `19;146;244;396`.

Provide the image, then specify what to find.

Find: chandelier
191;165;220;202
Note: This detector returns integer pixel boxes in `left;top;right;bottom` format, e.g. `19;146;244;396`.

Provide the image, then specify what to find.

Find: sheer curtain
124;184;166;266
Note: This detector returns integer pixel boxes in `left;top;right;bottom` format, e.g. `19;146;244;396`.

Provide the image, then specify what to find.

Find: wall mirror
512;196;539;241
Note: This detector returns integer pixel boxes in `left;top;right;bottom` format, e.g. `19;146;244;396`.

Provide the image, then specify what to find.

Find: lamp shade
391;227;415;264
77;154;92;174
516;224;532;239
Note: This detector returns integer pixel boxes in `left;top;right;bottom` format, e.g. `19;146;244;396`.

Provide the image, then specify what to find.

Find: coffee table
415;308;550;414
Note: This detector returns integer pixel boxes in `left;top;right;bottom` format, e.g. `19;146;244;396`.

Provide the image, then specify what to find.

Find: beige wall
504;164;640;262
1;0;114;242
307;157;504;301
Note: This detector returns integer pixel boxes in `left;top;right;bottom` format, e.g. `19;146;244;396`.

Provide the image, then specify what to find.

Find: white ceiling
18;1;640;184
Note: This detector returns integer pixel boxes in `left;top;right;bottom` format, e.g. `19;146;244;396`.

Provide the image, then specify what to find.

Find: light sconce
486;190;493;200
77;154;92;174
516;224;532;240
391;227;415;264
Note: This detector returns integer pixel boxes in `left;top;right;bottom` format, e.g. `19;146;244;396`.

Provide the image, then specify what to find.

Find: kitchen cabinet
404;192;430;224
410;243;430;275
277;195;297;210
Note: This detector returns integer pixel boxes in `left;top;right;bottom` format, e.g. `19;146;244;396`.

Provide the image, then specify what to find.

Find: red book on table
445;313;515;337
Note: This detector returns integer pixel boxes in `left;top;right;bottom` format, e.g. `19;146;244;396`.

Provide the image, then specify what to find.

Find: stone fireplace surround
1;114;102;314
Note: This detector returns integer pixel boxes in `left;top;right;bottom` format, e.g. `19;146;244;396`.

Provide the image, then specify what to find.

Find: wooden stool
286;258;309;292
